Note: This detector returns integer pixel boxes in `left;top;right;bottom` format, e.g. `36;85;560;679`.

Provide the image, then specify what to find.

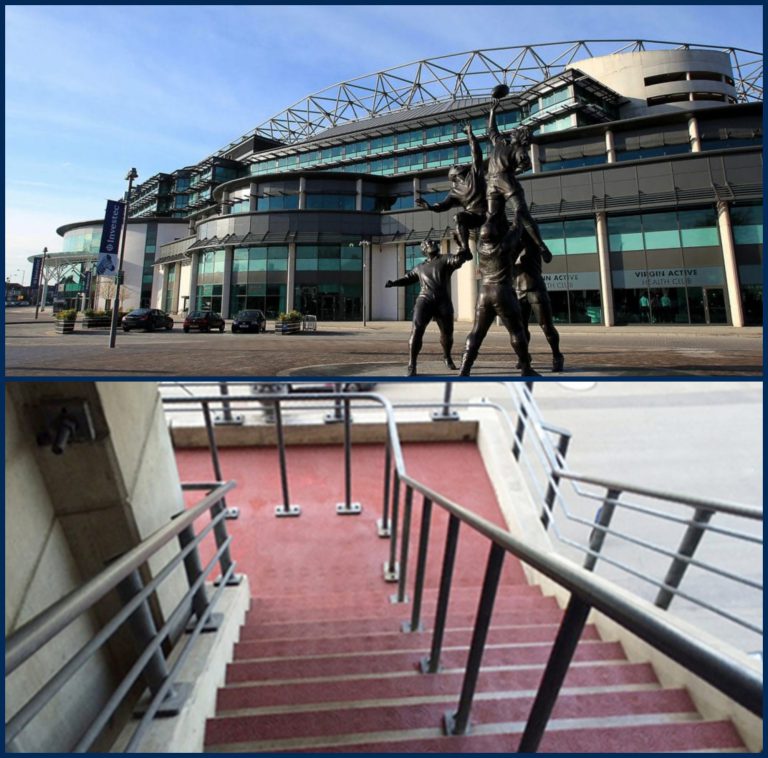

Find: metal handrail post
432;382;459;421
583;488;621;571
115;569;183;713
176;523;221;632
337;397;362;514
512;381;534;459
655;507;714;609
444;542;505;735
517;594;592;752
201;401;237;519
215;382;243;425
324;382;345;423
393;486;414;603
274;399;300;517
421;514;460;674
383;471;400;581
405;496;432;633
541;433;570;530
377;439;392;537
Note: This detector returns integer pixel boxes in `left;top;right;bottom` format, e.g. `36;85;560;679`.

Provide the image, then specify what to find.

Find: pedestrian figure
385;239;471;376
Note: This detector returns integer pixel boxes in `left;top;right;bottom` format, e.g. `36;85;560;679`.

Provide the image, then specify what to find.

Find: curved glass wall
230;246;288;318
63;228;101;254
294;244;362;320
194;249;226;313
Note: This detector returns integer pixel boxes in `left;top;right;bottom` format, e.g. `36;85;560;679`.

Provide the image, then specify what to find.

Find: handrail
554;470;763;520
5;480;238;752
5;480;235;675
497;383;762;636
398;474;762;715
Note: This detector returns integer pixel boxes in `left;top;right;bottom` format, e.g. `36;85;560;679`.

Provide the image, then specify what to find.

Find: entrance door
702;288;727;324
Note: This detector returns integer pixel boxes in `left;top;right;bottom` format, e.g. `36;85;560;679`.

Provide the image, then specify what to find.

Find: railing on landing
500;381;763;652
160;385;761;751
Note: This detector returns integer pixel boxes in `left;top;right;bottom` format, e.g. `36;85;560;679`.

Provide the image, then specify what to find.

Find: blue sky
4;4;764;281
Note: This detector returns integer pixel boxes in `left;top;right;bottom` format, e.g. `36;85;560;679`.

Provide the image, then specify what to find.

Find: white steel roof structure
217;39;763;150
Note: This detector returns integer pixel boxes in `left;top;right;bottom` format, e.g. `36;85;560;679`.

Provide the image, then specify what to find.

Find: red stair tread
205;688;695;746
233;622;600;659
216;661;659;713
273;720;746;753
237;606;567;640
225;640;626;683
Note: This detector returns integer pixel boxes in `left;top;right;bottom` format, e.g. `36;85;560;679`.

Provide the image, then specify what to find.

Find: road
4;309;763;377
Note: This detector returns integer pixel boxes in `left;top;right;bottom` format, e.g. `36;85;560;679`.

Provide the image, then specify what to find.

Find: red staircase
174;441;747;753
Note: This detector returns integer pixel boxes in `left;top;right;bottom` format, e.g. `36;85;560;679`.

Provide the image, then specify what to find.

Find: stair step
226;640;626;684
219;718;747;753
239;603;564;638
217;661;659;714
204;687;696;749
234;622;599;659
244;591;557;624
248;583;541;612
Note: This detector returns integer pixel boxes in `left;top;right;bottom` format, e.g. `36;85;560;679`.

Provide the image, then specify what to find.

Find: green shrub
278;310;302;323
55;309;78;321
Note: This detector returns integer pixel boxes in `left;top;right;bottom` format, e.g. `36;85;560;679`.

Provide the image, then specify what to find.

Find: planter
83;317;112;329
55;320;76;334
277;321;301;334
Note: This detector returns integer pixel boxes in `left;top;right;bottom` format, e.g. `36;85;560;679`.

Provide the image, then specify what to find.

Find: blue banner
97;199;125;277
30;255;43;290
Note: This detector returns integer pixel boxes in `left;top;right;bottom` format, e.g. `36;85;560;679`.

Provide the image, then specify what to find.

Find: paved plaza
4;309;763;378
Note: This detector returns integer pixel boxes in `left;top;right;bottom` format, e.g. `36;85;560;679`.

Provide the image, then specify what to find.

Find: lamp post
108;168;138;349
34;247;48;319
359;239;371;327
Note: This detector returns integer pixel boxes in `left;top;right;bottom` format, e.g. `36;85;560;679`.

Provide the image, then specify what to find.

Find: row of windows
248;112;520;177
608;209;720;251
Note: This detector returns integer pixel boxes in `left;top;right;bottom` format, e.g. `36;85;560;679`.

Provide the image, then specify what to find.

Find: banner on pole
30;256;43;290
96;200;125;277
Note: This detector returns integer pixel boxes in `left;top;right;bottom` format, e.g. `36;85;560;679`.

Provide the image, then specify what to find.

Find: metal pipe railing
5;481;237;751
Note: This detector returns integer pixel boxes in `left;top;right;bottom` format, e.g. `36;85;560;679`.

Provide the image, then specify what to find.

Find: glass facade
537;218;602;324
608;208;727;324
229;246;288;318
403;244;425;319
195;249;226;312
63;229;101;254
294;244;362;320
140;223;157;307
163;263;176;312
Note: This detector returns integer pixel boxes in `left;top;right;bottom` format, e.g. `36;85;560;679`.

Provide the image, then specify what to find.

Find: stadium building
33;40;763;326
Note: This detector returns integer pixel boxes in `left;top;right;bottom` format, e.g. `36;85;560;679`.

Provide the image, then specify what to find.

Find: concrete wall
5;382;191;751
571;49;736;118
5;387;116;752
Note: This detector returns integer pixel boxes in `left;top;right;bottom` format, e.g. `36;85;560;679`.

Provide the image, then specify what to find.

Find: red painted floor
176;440;527;596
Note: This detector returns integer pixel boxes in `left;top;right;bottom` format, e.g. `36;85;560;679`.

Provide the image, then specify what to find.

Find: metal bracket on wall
35;399;97;454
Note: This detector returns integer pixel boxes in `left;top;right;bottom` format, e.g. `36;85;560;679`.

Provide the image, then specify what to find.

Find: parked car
232;309;267;333
183;311;225;333
121;308;174;332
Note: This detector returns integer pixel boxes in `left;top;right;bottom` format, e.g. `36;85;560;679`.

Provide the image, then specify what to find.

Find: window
731;204;763;245
608;215;644;252
305;194;356;210
642;212;680;249
678;208;719;247
256;194;299;211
